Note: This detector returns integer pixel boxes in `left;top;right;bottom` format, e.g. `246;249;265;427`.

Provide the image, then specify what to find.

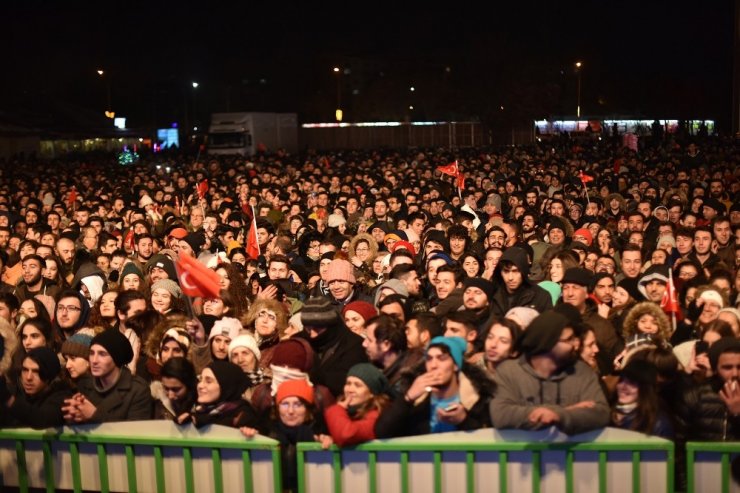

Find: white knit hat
228;333;261;360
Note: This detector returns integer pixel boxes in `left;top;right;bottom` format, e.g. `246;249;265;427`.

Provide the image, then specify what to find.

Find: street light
192;82;199;132
333;67;342;122
97;69;112;117
575;61;583;119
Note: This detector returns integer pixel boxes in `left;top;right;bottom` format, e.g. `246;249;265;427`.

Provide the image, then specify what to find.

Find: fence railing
0;421;281;493
297;427;675;493
686;442;740;493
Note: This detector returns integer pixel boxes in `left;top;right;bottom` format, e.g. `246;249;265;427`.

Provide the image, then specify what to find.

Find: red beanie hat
276;379;314;405
342;301;378;323
573;228;593;246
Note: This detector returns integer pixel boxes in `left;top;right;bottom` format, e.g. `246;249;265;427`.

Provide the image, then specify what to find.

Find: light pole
333;67;342;122
97;69;113;118
575;61;583;120
192;82;199;132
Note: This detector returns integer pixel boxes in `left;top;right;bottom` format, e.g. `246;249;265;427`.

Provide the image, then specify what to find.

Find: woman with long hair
153;357;198;422
87;288;119;329
42;255;69;290
477;316;520;377
214;263;250;316
544;250;580;284
610;359;674;438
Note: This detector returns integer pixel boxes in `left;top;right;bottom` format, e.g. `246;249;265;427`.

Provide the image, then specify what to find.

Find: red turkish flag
660;274;680;314
175;252;222;298
67;189;78;208
579;170;594;183
246;209;261;260
196;180;209;200
437;161;459;177
124;230;135;251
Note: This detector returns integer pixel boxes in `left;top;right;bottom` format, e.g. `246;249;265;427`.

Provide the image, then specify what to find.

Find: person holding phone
375;336;495;438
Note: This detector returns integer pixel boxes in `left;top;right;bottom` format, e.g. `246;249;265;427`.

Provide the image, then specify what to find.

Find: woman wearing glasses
243;299;289;373
241;379;332;491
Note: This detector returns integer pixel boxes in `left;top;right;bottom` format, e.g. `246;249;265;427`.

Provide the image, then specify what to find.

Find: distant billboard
157;128;180;149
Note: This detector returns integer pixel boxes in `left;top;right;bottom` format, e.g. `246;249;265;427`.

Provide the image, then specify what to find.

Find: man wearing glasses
53;290;90;341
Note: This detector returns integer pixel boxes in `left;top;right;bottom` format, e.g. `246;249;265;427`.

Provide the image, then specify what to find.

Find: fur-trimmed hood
348;233;379;267
622;301;672;342
144;314;190;359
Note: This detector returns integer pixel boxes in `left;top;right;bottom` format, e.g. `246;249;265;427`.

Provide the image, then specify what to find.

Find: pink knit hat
325;259;356;284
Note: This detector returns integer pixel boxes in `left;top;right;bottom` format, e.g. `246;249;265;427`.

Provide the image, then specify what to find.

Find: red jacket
324;404;379;447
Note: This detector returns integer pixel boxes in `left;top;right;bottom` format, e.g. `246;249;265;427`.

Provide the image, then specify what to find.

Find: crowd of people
0;136;737;489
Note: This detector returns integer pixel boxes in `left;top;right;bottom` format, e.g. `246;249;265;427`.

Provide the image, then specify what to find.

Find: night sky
1;2;734;130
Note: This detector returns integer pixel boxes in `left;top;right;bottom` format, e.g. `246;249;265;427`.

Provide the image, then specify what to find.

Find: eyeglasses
257;310;277;321
279;401;306;410
57;305;81;313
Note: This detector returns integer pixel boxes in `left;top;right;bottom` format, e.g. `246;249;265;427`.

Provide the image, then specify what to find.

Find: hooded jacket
622;301;672;343
490;247;553;317
490;356;610;435
52;291;91;341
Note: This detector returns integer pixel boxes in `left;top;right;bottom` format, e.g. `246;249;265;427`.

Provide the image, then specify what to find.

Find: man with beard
490;310;610;434
489;247;552;317
561;268;621;374
299;296;368;397
14;254;60;302
133;234;155;264
519;211;539;242
712;216;734;268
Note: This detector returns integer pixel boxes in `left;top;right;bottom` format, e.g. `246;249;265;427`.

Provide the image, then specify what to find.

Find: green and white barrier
686;442;740;493
0;421;281;493
297;427;675;493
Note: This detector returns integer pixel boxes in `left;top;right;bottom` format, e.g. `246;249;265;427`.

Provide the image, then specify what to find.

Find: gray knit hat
151;279;183;300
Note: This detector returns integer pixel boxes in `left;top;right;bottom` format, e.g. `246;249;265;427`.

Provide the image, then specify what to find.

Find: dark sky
2;2;734;129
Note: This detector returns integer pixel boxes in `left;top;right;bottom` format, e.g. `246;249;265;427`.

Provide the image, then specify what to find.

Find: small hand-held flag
175;251;222;299
578;170;593;205
196;180;209;200
660;267;680;332
67;188;78;213
246;206;261;260
578;170;594;184
437;160;463;199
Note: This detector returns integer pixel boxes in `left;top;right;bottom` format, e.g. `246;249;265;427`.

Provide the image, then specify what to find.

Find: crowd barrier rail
686;441;740;493
297;427;675;493
0;420;282;493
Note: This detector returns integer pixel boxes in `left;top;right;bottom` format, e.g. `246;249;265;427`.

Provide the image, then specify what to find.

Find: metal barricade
0;420;282;493
686;442;740;493
297;427;674;493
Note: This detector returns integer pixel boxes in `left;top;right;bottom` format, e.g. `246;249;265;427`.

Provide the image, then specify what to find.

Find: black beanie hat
300;296;342;329
207;360;248;402
26;347;62;382
463;277;496;302
516;310;570;356
617;278;644;302
183;232;206;254
91;329;134;367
